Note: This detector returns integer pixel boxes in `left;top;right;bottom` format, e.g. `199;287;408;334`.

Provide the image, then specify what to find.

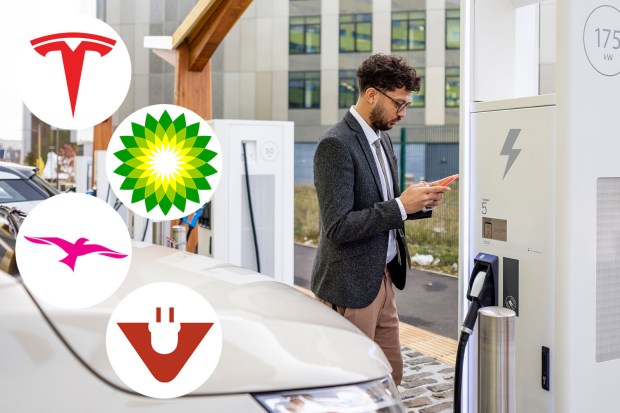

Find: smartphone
437;174;459;186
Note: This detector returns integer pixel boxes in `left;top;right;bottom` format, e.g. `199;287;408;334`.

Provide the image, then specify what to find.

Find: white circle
15;193;132;309
106;282;223;399
261;141;279;162
583;5;620;77
106;104;223;221
17;14;131;129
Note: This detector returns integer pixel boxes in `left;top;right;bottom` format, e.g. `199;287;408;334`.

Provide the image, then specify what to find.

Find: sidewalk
399;323;456;412
293;285;457;413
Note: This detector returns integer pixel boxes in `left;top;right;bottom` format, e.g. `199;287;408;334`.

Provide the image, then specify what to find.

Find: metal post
152;221;164;246
478;307;516;413
172;225;187;251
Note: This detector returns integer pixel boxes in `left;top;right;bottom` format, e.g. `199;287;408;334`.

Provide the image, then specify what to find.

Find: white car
0;162;59;214
0;207;405;412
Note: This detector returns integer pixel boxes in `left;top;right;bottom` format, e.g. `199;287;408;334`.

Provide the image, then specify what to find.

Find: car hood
2;201;39;214
36;242;390;395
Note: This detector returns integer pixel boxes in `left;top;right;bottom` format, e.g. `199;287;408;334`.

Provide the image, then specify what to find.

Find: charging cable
455;269;496;413
242;142;261;273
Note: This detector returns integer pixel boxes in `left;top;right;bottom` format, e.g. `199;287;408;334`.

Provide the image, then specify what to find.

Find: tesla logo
500;129;522;179
24;236;127;271
118;307;213;383
31;32;115;117
18;16;131;130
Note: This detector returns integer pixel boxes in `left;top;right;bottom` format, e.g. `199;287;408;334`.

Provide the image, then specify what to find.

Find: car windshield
0;179;47;203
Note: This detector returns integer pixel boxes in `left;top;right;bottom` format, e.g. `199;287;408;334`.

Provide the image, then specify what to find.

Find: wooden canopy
94;0;252;251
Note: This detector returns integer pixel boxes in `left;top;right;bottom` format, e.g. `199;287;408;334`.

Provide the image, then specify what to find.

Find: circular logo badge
17;14;131;129
583;5;620;77
106;104;223;220
106;282;223;399
16;193;132;309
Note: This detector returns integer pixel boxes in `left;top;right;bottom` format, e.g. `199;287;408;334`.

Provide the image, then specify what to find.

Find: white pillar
320;0;339;126
372;0;391;54
426;0;446;125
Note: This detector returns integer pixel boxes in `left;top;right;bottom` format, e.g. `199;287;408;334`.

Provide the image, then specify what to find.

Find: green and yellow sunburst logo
107;105;222;220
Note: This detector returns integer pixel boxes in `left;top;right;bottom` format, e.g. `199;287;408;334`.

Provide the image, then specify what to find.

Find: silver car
0;207;405;412
0;162;59;214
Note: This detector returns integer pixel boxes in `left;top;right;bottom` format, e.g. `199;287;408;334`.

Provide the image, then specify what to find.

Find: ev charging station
197;119;294;285
460;0;620;411
86;118;294;286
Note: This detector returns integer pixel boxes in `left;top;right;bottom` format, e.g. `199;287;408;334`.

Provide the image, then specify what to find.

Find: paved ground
399;347;454;413
294;244;459;339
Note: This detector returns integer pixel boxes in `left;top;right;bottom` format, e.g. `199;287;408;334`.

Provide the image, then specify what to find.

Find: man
311;54;450;385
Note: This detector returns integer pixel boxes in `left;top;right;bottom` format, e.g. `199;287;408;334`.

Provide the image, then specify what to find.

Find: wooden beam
171;0;221;50
172;43;212;252
172;0;252;72
92;116;112;188
174;42;212;119
187;0;251;71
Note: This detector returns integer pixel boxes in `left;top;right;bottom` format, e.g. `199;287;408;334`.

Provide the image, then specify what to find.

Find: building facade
211;0;461;143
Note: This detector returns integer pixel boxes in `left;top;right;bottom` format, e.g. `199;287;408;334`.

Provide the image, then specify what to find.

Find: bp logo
106;105;222;220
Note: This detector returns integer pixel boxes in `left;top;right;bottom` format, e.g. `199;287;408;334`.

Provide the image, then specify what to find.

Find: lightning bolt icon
500;129;522;179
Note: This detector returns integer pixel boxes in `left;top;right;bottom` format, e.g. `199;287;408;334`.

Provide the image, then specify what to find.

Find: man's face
369;87;412;131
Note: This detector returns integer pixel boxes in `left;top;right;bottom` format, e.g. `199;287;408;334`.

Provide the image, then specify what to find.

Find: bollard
152;221;164;246
172;225;187;251
478;307;516;413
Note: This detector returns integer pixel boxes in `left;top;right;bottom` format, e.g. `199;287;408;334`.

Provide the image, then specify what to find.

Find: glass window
339;70;358;108
289;71;321;109
0;180;46;203
446;9;460;49
339;14;372;53
391;11;425;51
290;16;321;54
412;68;425;108
445;67;460;107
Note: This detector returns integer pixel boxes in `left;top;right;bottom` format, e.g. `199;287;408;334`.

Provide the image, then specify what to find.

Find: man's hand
398;181;451;214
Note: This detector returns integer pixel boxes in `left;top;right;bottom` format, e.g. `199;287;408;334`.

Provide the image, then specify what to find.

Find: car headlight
253;376;405;413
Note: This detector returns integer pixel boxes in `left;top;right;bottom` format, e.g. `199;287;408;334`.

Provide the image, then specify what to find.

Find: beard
369;103;400;131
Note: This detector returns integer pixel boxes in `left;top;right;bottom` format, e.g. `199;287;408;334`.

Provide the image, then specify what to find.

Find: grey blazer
311;111;431;308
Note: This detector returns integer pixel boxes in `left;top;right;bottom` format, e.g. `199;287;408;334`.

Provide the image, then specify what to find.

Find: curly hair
356;54;421;93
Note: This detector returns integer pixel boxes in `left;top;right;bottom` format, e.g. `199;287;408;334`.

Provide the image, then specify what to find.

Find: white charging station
198;119;294;285
460;0;620;411
74;155;92;194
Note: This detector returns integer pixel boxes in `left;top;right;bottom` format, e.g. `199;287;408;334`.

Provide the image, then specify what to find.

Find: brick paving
398;346;454;413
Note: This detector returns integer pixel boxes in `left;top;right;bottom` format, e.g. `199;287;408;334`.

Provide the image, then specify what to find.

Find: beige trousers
318;267;403;385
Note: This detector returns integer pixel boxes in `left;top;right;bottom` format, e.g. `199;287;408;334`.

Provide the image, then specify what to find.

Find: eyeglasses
375;89;413;113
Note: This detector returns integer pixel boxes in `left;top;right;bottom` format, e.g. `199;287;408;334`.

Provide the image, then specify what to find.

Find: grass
294;184;460;275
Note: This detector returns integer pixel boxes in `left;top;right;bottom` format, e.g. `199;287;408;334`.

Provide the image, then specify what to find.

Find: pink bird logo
24;236;128;272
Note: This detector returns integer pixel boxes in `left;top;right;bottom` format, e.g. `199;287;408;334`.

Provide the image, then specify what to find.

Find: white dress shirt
350;106;407;265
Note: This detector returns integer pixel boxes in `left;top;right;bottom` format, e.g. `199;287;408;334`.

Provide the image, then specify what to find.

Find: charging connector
148;307;181;354
454;254;499;413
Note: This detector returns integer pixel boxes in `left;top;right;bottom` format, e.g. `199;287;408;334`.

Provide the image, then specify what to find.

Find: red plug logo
117;307;213;383
106;282;222;398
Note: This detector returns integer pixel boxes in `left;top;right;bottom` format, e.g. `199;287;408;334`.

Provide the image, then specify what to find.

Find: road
294;244;459;339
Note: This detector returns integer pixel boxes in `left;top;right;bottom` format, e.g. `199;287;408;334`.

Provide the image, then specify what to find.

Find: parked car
0;206;405;412
0;162;59;213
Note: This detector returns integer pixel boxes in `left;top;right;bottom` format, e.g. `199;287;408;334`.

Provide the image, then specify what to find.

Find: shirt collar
350;106;381;145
